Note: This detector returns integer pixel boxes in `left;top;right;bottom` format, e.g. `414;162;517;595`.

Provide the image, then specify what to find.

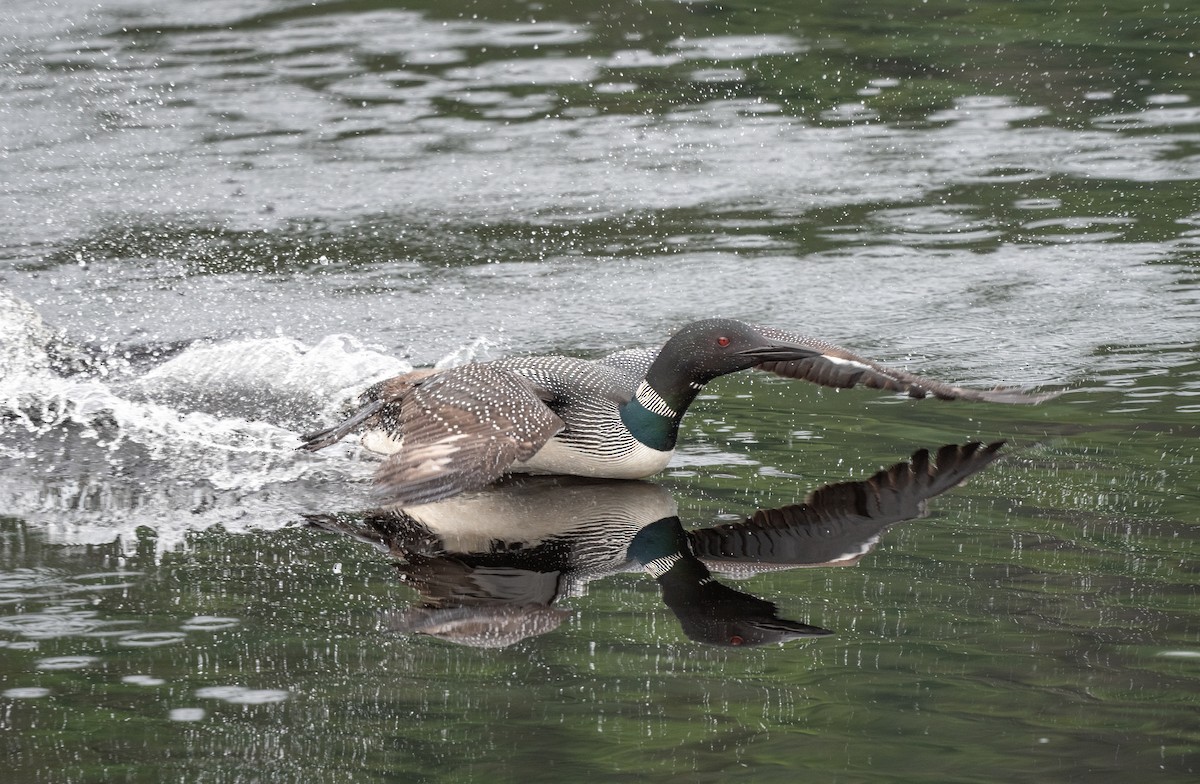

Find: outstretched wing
372;364;565;507
752;327;1057;404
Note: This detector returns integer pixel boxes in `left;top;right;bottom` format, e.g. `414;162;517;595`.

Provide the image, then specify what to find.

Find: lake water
1;0;1198;781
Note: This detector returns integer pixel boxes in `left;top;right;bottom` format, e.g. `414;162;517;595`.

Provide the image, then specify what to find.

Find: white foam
434;336;499;369
129;333;412;426
0;327;415;552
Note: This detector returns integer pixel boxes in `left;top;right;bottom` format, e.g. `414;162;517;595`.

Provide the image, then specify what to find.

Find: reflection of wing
689;441;1004;571
752;326;1057;403
373;365;564;506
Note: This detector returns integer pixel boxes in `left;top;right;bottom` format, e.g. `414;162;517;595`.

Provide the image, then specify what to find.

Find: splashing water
0;289;422;551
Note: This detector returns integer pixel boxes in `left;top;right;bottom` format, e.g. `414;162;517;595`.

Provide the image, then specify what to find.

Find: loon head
657;318;821;384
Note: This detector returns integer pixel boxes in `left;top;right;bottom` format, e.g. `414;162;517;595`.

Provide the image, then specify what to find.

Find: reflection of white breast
402;477;678;554
514;435;673;479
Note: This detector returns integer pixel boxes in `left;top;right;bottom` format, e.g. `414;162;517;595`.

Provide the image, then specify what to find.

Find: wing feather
752;327;1056;404
372;364;564;506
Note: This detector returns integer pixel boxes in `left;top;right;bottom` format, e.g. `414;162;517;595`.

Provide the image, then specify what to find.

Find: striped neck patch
635;381;678;418
643;552;682;579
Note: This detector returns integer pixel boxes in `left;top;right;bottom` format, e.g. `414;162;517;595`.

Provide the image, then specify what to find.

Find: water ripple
195;685;290;704
122;674;167;686
0;609;127;640
35;655;99;670
668;34;805;60
168;707;207;721
180;616;241;631
1093;105;1200;131
117;632;188;648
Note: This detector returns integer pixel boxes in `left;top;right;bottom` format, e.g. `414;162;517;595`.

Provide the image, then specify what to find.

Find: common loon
299;318;1051;505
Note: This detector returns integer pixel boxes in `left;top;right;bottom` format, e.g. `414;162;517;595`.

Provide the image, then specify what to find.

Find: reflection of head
666;577;832;647
631;517;831;647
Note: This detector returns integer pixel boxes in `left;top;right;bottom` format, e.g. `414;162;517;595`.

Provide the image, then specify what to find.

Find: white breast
514;436;673;480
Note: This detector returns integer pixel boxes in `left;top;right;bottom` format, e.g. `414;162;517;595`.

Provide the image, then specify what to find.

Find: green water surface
1;0;1198;781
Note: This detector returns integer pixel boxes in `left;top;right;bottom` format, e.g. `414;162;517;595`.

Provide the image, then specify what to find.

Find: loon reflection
308;442;1002;648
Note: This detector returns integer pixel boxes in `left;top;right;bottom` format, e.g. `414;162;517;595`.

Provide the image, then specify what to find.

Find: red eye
729;635;744;646
717;336;730;347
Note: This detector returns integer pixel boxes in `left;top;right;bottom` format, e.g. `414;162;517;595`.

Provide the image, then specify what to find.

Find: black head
657;318;820;384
